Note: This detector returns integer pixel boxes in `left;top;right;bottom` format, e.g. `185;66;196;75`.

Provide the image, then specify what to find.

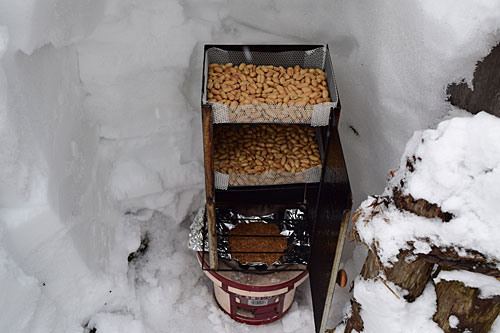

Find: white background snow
0;0;499;332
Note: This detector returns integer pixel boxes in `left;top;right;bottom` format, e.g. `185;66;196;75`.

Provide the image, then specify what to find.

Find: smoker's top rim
203;44;328;52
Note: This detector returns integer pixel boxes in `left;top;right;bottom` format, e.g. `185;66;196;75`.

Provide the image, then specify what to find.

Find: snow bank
356;112;500;266
0;0;105;54
0;24;42;333
77;1;206;218
0;242;40;333
0;2;132;331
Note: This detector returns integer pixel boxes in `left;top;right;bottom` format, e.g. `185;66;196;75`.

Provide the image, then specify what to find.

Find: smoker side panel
202;105;218;269
308;106;352;333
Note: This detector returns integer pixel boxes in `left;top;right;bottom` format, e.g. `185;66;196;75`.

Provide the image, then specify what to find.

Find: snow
356;112;500;266
0;0;499;332
0;0;105;54
435;270;500;299
353;279;441;333
448;315;459;329
112;211;315;333
493;316;500;333
401;112;500;224
87;312;146;333
0;243;40;333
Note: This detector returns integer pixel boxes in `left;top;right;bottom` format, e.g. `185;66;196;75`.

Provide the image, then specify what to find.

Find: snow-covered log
340;112;500;332
434;276;500;332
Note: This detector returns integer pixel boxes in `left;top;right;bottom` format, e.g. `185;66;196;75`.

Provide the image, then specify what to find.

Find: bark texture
447;42;500;118
424;247;500;278
393;188;452;222
384;251;434;302
433;280;500;333
344;299;363;333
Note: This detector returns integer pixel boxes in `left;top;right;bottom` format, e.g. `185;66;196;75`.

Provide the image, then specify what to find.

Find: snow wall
0;0;499;332
0;1;124;332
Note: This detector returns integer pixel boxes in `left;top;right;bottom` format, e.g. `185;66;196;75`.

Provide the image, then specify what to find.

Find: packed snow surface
0;0;500;332
356;112;500;266
353;279;441;333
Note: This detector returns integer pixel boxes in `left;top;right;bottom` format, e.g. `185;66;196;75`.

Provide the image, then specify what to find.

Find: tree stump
342;194;500;332
339;44;500;332
341;165;500;332
434;280;500;332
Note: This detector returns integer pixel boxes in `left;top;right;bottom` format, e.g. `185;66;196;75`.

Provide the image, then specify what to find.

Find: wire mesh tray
202;46;338;126
214;166;321;190
213;123;323;190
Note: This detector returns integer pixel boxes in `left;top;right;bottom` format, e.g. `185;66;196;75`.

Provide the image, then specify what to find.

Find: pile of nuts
207;63;331;106
213;124;321;175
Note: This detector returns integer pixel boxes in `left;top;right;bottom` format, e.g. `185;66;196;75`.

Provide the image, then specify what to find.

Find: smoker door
309;107;352;333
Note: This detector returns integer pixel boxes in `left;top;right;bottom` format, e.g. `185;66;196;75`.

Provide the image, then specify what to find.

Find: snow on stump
340;112;500;332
